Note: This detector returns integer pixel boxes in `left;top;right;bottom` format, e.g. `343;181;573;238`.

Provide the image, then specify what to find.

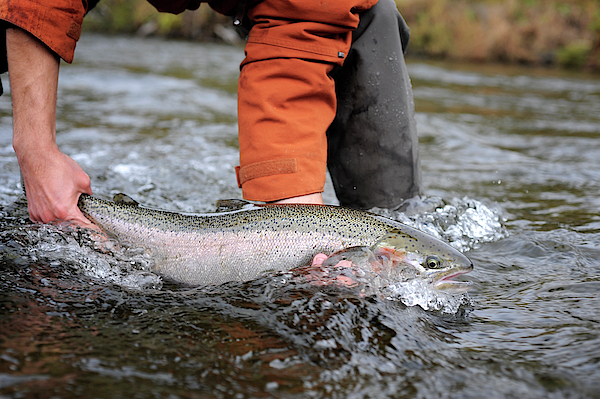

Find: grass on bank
84;0;600;71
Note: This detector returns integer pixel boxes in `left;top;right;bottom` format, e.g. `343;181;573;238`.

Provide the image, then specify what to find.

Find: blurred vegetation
84;0;240;43
84;0;600;70
397;0;600;70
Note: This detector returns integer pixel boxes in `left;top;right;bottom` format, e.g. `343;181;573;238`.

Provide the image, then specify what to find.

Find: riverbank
398;0;599;70
84;0;600;71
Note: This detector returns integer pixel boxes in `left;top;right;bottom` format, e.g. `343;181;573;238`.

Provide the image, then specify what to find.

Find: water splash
371;196;508;252
382;279;473;314
1;202;162;290
32;225;161;290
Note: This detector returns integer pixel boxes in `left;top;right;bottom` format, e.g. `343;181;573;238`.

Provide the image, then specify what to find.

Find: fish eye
425;255;442;269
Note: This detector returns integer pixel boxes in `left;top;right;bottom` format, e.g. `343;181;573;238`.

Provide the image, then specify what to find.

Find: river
1;34;599;398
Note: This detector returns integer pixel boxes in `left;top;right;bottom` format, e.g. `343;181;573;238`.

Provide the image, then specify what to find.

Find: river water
1;34;599;398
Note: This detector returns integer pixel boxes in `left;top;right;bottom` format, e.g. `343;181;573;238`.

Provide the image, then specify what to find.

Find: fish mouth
433;268;473;293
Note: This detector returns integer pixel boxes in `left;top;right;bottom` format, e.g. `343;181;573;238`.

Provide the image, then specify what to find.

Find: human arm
7;27;94;228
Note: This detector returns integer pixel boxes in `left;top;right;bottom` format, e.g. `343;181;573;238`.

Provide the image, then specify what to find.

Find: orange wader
236;0;378;202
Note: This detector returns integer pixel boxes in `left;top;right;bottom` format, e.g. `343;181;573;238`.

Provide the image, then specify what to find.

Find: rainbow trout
78;194;473;288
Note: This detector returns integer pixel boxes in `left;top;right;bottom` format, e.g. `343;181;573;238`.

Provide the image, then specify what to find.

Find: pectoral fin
323;246;377;268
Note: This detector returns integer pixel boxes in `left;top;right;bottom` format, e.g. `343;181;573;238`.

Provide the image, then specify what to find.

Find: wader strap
236;158;297;187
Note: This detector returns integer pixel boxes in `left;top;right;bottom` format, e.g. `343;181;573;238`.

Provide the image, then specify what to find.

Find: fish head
373;228;474;293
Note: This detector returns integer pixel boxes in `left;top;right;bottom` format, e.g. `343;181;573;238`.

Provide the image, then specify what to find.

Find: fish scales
78;194;472;286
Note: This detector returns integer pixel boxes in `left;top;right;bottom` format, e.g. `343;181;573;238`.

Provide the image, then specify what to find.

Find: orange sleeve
0;0;88;63
237;58;335;201
236;0;377;202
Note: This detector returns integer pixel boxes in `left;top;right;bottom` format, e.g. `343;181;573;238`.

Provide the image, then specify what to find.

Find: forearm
7;27;60;158
6;27;93;227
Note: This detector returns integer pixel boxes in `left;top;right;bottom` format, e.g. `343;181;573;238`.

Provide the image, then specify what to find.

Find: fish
77;193;473;287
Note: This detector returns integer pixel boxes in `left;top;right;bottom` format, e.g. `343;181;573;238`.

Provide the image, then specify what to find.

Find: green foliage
557;40;592;68
84;0;156;34
156;13;182;34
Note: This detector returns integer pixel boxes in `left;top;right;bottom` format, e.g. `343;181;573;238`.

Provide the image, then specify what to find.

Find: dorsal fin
113;193;139;206
215;199;251;212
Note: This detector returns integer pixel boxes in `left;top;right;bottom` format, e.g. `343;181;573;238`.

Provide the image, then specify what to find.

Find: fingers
311;253;328;266
311;254;354;269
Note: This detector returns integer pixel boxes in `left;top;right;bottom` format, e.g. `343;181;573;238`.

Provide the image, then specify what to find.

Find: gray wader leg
327;0;422;210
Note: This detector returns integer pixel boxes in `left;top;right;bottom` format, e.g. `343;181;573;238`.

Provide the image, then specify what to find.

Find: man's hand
7;27;94;228
19;144;94;227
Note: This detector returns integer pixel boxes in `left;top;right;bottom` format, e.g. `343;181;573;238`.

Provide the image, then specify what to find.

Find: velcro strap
235;158;297;187
67;20;82;41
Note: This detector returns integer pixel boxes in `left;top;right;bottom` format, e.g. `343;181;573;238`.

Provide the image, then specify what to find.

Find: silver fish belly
78;194;473;286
